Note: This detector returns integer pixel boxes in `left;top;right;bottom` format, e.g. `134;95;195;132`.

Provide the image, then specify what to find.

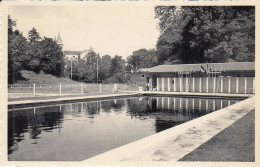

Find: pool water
8;96;241;161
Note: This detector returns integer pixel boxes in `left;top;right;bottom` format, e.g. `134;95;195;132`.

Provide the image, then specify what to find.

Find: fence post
99;83;102;93
81;83;83;94
33;83;36;97
59;83;62;94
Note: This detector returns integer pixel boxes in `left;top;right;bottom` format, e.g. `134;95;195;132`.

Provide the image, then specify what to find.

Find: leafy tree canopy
28;27;41;43
155;6;255;64
8;16;65;83
127;48;158;71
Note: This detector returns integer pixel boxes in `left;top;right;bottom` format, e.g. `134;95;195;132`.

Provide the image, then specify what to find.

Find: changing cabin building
129;62;255;94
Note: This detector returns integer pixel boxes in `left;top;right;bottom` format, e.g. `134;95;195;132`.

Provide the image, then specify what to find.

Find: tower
55;33;63;48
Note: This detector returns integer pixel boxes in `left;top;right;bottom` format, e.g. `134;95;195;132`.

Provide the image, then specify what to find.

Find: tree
127;48;157;71
28;27;41;43
108;55;126;83
8;16;30;83
155;6;255;64
109;55;124;76
8;15;16;34
72;48;101;82
99;55;112;81
38;37;65;76
8;16;65;83
27;28;42;73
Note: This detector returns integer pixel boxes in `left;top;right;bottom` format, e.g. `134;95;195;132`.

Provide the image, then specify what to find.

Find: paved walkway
180;110;255;161
83;96;255;163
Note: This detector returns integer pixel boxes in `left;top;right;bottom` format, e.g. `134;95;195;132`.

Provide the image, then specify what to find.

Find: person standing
146;82;149;91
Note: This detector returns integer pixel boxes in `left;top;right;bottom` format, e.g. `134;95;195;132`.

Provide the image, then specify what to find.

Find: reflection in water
8;106;63;154
8;96;240;161
126;97;238;133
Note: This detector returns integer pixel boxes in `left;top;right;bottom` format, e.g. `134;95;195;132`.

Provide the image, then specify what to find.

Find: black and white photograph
0;1;258;166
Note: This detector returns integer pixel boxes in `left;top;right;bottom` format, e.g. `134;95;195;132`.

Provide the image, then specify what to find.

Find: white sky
8;5;160;59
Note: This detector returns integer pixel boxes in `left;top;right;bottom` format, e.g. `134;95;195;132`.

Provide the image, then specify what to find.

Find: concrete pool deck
179;109;255;161
8;92;140;107
8;91;252;106
83;95;255;163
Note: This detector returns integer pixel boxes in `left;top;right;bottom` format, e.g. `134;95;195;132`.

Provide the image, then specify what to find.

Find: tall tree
109;55;124;76
27;28;42;72
8;16;65;83
99;55;112;80
127;48;157;71
155;6;255;64
108;55;126;83
78;48;101;82
38;37;65;76
8;16;30;83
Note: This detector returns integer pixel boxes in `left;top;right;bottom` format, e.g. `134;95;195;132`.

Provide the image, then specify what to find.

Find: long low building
129;62;255;94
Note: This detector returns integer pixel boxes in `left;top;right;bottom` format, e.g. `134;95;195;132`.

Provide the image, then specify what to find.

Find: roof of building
139;68;150;72
148;62;255;73
64;50;82;55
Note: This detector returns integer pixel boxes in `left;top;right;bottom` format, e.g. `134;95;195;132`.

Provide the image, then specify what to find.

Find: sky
8;5;160;59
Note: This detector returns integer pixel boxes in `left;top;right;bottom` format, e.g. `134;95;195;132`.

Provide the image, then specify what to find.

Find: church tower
55;33;63;48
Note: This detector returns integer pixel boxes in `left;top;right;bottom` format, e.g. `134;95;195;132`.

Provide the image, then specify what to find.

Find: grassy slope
17;70;79;84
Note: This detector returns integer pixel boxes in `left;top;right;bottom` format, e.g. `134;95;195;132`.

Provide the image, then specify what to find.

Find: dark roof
148;62;255;73
63;50;82;55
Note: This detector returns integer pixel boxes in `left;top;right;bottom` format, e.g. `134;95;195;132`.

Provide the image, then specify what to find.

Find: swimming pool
8;96;242;161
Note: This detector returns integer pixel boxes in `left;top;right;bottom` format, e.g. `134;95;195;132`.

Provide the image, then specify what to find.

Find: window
141;74;145;78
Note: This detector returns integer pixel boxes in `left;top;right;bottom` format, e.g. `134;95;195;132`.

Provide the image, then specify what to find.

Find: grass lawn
179;110;255;162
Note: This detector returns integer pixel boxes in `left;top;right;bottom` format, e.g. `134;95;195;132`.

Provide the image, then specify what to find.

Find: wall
155;76;254;94
129;73;147;86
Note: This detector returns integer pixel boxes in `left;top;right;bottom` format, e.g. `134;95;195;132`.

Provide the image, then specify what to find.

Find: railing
8;83;139;98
